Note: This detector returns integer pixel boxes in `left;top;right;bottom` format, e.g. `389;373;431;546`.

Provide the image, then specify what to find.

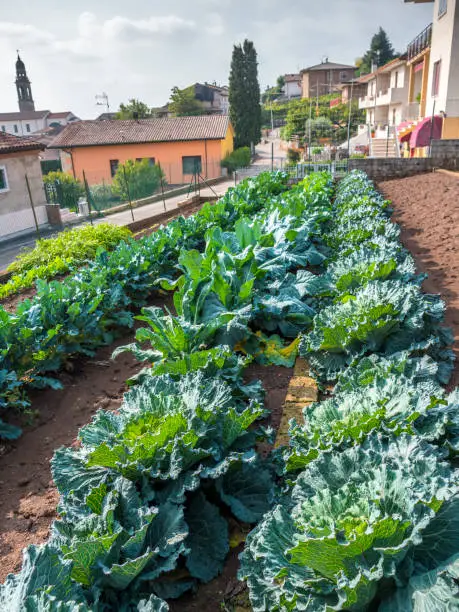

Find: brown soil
379;172;459;388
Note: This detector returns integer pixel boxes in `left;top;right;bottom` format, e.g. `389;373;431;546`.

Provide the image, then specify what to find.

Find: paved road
0;137;286;269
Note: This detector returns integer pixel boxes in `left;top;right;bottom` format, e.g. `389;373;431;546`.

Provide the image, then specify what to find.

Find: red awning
410;115;443;148
397;121;415;143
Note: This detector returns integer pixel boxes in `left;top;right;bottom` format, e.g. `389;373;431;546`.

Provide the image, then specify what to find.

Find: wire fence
43;160;227;216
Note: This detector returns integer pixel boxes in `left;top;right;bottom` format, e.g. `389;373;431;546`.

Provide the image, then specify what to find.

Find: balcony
407;23;432;61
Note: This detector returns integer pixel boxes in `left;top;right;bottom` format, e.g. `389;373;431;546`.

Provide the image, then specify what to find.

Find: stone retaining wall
349;138;459;181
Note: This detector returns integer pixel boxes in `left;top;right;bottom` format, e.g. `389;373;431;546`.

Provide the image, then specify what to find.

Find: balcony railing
407;23;432;61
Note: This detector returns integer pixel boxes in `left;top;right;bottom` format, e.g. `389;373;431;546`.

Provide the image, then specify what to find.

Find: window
394;71;399;88
432;60;441;97
1;126;5;132
26;123;31;133
439;0;447;18
135;157;155;166
0;166;9;192
109;159;119;177
340;71;347;81
14;124;18;133
182;156;202;175
392;109;397;125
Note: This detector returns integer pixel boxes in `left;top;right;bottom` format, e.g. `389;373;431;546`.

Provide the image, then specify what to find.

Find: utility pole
346;80;354;156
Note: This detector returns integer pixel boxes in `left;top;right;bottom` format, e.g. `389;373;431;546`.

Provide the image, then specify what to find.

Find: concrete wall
349;141;459;180
0;150;47;237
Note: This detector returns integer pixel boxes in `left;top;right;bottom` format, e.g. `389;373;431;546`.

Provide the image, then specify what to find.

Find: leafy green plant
241;436;459;611
112;159;166;202
43;171;84;211
2;373;274;609
1;224;131;299
301;280;449;381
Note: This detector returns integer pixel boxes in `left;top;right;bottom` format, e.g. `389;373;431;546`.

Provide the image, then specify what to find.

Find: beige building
300;59;356;99
0;133;48;238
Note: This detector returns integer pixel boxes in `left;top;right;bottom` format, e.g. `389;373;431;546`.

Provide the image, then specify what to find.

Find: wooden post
82;170;93;226
122;165;135;222
25;174;40;238
158;162;167;212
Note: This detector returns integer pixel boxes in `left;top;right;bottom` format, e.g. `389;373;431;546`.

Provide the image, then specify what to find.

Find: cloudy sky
0;0;432;118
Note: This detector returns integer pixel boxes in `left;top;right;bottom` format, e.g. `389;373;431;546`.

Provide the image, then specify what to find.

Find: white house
406;0;459;138
283;74;302;99
358;58;411;129
0;110;79;137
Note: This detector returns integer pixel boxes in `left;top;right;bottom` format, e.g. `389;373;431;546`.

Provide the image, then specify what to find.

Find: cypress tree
229;39;262;148
244;40;262;147
360;28;396;75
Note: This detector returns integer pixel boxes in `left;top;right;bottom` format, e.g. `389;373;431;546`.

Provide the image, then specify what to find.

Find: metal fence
234;157;349;184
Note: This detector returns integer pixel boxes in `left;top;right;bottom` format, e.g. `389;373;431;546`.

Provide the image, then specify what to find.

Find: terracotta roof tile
0;132;45;154
49;116;231;148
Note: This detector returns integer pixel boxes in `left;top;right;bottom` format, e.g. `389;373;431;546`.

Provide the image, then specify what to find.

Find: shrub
221;147;252;173
90;183;120;211
287;148;301;164
112;159;166;202
43;171;84;211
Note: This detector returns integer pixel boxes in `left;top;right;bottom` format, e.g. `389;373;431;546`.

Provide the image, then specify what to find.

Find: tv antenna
95;92;110;113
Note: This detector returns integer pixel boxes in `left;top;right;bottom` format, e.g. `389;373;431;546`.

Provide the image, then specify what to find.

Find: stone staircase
370;137;399;158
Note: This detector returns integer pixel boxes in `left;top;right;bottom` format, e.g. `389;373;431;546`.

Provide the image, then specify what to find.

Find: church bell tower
15;53;35;113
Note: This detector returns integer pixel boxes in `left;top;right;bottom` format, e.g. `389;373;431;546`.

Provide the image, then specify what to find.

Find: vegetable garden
1;169;458;611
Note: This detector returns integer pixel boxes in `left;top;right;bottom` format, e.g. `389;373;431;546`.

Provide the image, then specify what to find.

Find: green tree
229;39;262;148
116;99;153;119
359;28;396;75
169;86;204;117
112;159;166;202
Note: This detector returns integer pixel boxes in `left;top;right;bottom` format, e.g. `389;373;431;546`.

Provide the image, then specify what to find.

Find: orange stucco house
48;115;234;186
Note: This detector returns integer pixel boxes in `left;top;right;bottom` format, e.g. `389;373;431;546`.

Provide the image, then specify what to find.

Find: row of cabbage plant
240;171;459;611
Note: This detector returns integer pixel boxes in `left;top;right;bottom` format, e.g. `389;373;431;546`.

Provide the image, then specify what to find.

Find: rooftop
0;110;50;121
0;132;45;154
48;111;75;119
49;115;231;148
358;57;407;82
301;61;356;73
284;74;301;82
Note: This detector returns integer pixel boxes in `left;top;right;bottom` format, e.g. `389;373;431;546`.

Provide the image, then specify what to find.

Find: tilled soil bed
379;171;459;388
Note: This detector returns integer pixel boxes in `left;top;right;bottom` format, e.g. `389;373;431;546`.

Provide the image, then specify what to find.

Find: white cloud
0;1;433;118
102;15;196;40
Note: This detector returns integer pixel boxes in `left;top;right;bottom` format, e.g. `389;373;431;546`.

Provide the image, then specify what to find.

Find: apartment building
406;0;459;138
